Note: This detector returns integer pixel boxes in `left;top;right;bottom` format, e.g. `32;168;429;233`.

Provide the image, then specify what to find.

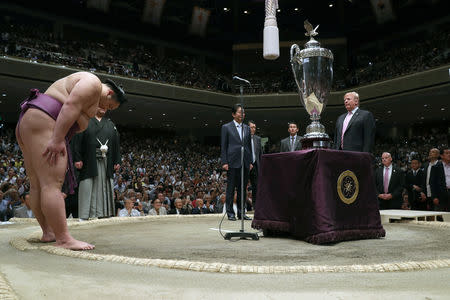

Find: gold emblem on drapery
337;170;359;204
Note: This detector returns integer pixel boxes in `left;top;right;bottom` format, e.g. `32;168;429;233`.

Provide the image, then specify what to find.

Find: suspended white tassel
263;0;279;60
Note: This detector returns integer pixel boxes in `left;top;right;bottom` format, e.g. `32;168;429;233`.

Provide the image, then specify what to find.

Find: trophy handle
290;44;305;96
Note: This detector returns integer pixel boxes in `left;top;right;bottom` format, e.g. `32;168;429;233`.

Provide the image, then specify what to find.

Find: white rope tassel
263;0;280;60
265;0;278;22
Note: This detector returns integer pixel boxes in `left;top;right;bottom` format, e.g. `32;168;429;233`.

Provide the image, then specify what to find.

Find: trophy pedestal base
301;137;330;149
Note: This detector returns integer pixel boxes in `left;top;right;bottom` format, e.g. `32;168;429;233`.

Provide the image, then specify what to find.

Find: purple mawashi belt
19;89;79;194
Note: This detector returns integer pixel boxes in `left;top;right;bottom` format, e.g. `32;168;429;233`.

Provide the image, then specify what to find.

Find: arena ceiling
2;0;449;55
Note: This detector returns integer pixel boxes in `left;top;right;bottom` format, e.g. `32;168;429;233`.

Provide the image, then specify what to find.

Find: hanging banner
142;0;167;26
189;6;211;37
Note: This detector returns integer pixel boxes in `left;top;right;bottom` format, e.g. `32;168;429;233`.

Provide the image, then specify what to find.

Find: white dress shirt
426;161;438;197
290;135;297;152
251;135;256;163
444;162;450;189
233;120;243;140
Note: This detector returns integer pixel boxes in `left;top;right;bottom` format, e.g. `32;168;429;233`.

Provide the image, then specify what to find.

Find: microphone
233;76;251;85
263;0;279;60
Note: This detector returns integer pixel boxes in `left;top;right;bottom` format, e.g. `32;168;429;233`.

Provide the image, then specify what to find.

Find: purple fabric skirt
17;89;79;194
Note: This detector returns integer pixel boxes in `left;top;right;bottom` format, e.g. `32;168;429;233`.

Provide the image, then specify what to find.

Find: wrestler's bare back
45;72;101;131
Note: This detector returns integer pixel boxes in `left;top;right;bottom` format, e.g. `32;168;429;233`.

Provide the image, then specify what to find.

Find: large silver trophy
290;20;333;148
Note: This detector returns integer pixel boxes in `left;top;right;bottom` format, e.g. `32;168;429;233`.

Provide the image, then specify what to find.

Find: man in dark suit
280;122;302;152
191;199;211;214
430;148;450;212
375;152;405;209
422;148;441;210
221;104;253;221
248;120;262;211
333;91;375;153
405;157;427;210
168;198;188;215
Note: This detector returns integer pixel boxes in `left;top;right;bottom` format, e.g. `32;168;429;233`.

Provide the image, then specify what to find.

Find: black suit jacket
191;207;210;214
333;108;375;153
421;162;436;195
221;121;252;169
430;161;448;209
375;166;405;209
214;202;225;214
251;134;262;166
280;135;302;152
168;208;188;215
405;168;425;205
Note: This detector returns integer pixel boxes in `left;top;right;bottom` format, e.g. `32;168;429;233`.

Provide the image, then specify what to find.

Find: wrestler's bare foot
40;232;56;243
55;238;95;251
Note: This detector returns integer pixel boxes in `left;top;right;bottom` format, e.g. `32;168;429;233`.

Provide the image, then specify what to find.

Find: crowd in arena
1;13;448;221
239;28;450;94
0;21;232;93
1;124;448;221
348;29;450;88
1;18;449;94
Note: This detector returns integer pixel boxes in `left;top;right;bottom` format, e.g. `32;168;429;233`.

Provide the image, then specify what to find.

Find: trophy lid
305;38;320;49
299;20;333;60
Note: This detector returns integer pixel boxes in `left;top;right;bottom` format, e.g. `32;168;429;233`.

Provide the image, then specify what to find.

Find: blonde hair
345;91;359;101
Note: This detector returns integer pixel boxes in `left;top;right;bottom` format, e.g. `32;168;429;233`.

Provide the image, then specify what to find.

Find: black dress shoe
228;216;237;221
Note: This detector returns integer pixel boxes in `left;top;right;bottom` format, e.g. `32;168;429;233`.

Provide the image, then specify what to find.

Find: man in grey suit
13;193;34;218
333;91;375;153
221;104;253;221
280;122;302;152
248;120;262;211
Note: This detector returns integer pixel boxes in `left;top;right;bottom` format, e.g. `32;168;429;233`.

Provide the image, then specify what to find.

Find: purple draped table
251;148;386;244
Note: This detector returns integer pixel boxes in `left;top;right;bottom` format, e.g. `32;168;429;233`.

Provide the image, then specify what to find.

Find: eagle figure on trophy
304;20;319;37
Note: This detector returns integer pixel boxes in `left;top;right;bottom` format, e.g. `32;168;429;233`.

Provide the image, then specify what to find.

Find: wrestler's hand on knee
43;138;66;165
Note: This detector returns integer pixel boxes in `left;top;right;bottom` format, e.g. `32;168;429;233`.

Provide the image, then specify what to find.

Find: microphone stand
224;77;259;241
